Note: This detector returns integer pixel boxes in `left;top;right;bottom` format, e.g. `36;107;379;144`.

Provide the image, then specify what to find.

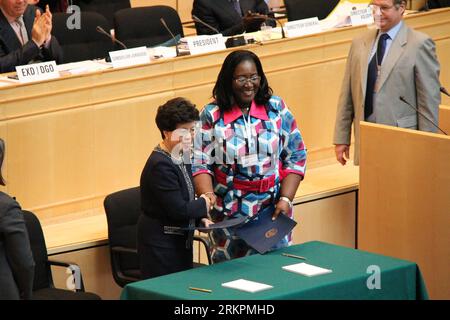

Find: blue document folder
182;216;247;231
235;205;297;254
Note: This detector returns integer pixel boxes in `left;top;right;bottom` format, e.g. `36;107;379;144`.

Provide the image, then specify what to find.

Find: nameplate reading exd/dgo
284;17;321;38
16;61;59;83
186;34;226;55
109;46;150;68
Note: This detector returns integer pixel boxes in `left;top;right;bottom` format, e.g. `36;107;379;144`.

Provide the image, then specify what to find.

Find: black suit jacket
0;5;63;73
192;0;269;36
0;192;35;300
139;149;207;249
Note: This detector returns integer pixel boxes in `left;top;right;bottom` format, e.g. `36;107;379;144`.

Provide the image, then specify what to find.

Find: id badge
241;154;258;167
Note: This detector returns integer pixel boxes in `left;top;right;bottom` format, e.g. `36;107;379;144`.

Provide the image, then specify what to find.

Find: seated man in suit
0;0;63;73
192;0;271;36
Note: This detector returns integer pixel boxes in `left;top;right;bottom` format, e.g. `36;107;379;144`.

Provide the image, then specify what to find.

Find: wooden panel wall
359;122;450;299
0;9;448;225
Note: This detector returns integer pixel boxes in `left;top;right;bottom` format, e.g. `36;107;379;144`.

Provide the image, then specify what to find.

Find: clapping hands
31;5;52;47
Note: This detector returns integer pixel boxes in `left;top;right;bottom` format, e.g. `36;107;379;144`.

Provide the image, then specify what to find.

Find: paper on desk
321;0;370;30
147;46;177;59
247;27;284;42
282;262;332;277
0;76;19;87
222;279;273;293
57;60;112;75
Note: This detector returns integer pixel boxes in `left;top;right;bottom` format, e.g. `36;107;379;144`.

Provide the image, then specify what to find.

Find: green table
121;241;428;300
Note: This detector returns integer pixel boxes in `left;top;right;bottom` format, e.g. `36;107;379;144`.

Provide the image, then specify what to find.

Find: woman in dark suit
0;138;35;300
138;97;212;279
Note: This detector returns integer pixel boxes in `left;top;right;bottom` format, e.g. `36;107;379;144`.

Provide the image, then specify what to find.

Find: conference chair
284;0;340;21
428;0;450;8
77;0;131;30
22;210;101;300
113;6;184;49
104;187;212;288
52;12;114;63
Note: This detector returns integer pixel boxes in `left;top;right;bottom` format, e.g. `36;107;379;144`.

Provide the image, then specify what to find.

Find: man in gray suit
333;0;441;165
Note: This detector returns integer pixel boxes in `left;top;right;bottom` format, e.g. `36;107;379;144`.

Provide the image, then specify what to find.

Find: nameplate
284;17;322;38
186;35;226;55
16;61;59;83
109;46;150;68
350;7;374;26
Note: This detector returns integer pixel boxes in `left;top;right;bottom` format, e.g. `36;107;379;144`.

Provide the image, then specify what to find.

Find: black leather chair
104;187;141;287
77;0;131;30
104;187;212;288
52;12;113;63
113;6;184;49
22;210;101;300
428;0;450;8
284;0;340;21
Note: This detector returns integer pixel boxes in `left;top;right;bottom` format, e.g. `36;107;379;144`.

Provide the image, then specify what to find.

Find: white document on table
282;262;332;277
221;279;273;293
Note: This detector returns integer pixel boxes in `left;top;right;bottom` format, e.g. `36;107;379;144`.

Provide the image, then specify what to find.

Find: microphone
399;96;447;135
440;86;450;97
192;14;245;48
192;14;220;34
96;26;127;50
266;17;285;39
160;18;182;57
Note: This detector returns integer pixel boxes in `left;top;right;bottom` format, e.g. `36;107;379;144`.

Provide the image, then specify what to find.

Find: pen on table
189;287;212;293
282;253;307;260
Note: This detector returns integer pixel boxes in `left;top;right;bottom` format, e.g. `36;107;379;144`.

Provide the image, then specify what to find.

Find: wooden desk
439;104;450;134
0;8;447;299
41;162;358;299
41;162;358;255
1;8;447;223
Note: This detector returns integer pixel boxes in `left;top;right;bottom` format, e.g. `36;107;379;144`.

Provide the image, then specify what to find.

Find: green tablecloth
121;241;428;300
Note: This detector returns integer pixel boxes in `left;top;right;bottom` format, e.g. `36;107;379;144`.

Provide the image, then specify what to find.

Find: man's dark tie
231;0;243;16
364;33;390;120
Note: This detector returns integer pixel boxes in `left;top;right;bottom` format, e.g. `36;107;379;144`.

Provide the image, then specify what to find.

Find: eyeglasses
233;75;261;85
369;4;396;13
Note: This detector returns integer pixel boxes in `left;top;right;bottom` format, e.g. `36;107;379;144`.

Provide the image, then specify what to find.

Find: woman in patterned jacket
193;50;307;262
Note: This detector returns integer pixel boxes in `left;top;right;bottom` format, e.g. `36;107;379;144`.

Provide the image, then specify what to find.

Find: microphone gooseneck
266;17;285;39
160;18;180;57
96;26;127;50
192;15;221;35
399;96;447;135
440;86;450;97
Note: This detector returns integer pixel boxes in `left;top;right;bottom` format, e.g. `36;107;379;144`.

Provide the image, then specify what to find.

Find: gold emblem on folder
265;228;278;238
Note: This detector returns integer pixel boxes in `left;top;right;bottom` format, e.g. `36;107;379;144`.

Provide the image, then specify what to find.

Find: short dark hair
213;50;272;112
393;0;406;6
155;97;199;139
0;138;5;186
